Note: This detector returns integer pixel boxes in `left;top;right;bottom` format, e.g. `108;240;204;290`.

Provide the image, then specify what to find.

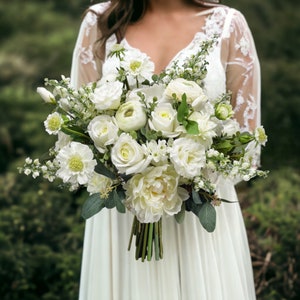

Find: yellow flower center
68;155;84;172
48;115;62;131
130;61;142;72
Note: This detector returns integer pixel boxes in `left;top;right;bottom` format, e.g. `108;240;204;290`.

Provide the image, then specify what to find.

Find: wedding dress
71;3;260;300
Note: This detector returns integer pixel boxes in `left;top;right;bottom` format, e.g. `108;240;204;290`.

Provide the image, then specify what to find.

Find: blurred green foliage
0;0;299;299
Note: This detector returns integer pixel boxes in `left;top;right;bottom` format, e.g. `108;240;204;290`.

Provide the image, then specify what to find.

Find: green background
0;0;299;299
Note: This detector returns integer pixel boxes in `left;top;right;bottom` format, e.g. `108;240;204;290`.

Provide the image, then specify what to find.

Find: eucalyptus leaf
192;189;202;204
175;204;186;224
82;193;105;219
95;162;116;179
104;190;117;209
197;202;216;232
113;189;126;213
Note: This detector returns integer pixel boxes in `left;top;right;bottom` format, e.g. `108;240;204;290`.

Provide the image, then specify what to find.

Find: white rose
37;87;56;104
124;165;189;223
91;81;123;111
169;137;206;179
148;103;181;137
87;115;119;153
164;78;207;109
115;100;147;132
111;133;151;175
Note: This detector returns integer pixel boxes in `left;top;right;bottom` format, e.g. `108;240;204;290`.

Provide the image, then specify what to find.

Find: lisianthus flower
91;81;123;111
87;172;114;198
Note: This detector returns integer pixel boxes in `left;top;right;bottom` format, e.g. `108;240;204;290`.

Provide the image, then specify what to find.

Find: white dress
71;3;260;300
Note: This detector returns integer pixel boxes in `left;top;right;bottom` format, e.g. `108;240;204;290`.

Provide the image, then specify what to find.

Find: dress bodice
71;2;261;133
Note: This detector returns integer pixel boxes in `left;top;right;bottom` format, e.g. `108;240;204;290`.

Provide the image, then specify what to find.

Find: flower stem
147;223;154;261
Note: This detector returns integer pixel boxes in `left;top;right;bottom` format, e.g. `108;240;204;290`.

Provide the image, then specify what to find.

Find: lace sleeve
70;8;103;89
221;9;261;133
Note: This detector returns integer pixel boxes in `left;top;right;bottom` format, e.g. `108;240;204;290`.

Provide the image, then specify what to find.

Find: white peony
115;100;147;132
111;133;151;175
164;78;208;109
87;115;119;153
169;137;206;179
56;142;97;186
44;112;64;135
37;87;56;104
148;103;181;138
87;172;114;198
124;165;189;223
91;81;123;111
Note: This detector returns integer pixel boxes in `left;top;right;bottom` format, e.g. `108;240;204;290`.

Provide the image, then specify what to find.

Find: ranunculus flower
111;133;151;175
215;102;234;120
115;100;147;132
37;87;56;104
87;115;119;153
91;81;123;111
124;165;189;223
148;103;181;137
164;78;207;109
169;137;206;179
44;112;64;135
56;142;97;186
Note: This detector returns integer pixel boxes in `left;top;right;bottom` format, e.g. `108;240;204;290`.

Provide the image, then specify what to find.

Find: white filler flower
125;165;189;223
56;142;97;186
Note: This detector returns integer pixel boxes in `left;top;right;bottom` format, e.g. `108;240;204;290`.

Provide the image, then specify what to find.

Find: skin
125;0;211;74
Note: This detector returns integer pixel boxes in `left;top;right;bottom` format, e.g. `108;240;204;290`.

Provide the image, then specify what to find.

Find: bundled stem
128;216;163;261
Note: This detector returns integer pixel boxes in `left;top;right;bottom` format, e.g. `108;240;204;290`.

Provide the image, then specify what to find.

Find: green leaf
177;95;189;123
82;193;105;219
197;202;216;232
114;190;126;213
186;120;199;135
175;204;186;224
104;190;117;209
192;189;202;204
95;162;116;179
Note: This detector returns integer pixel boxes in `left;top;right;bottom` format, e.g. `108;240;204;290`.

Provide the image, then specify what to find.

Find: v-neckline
121;8;215;74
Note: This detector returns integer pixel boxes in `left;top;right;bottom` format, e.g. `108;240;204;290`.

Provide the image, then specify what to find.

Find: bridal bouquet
20;38;268;261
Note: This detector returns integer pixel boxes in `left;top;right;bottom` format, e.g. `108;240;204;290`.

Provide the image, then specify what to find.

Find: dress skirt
78;177;256;300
